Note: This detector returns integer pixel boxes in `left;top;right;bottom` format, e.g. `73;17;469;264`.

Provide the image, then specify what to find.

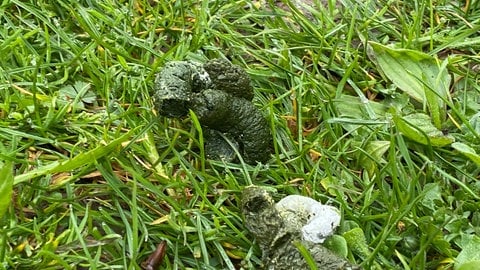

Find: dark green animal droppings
203;129;238;162
153;61;194;117
153;59;271;164
203;59;254;100
191;89;271;163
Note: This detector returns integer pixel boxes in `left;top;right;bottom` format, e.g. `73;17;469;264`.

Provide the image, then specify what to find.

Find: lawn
1;0;480;269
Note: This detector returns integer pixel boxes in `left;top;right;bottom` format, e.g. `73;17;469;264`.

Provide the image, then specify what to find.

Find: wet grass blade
14;127;139;185
0;161;13;219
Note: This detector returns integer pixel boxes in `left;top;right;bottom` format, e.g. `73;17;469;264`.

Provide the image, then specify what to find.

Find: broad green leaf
394;113;454;147
357;140;390;177
320;177;338;196
58;81;95;110
455;236;480;270
368;42;450;103
432;234;452;258
73;81;96;104
421;183;443;210
0;161;14;219
457;261;480;270
320;176;350;196
368;42;450;128
333;94;388;119
451;142;480;166
14;128;138;185
332;95;388;133
468;112;480;134
324;235;348;258
59;85;84;110
343;227;370;259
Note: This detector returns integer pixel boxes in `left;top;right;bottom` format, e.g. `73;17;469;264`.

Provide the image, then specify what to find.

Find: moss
154;59;271;164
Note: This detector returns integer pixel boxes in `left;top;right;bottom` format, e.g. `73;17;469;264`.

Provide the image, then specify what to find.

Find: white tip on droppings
276;195;341;243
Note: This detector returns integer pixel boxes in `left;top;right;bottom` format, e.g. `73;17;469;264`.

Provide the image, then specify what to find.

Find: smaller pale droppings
275;195;341;244
241;186;360;269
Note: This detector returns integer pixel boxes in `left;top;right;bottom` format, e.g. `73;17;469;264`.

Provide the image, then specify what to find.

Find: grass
1;0;480;269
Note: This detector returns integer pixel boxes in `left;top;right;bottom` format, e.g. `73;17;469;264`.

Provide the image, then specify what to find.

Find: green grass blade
0;161;13;219
14;127;139;185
